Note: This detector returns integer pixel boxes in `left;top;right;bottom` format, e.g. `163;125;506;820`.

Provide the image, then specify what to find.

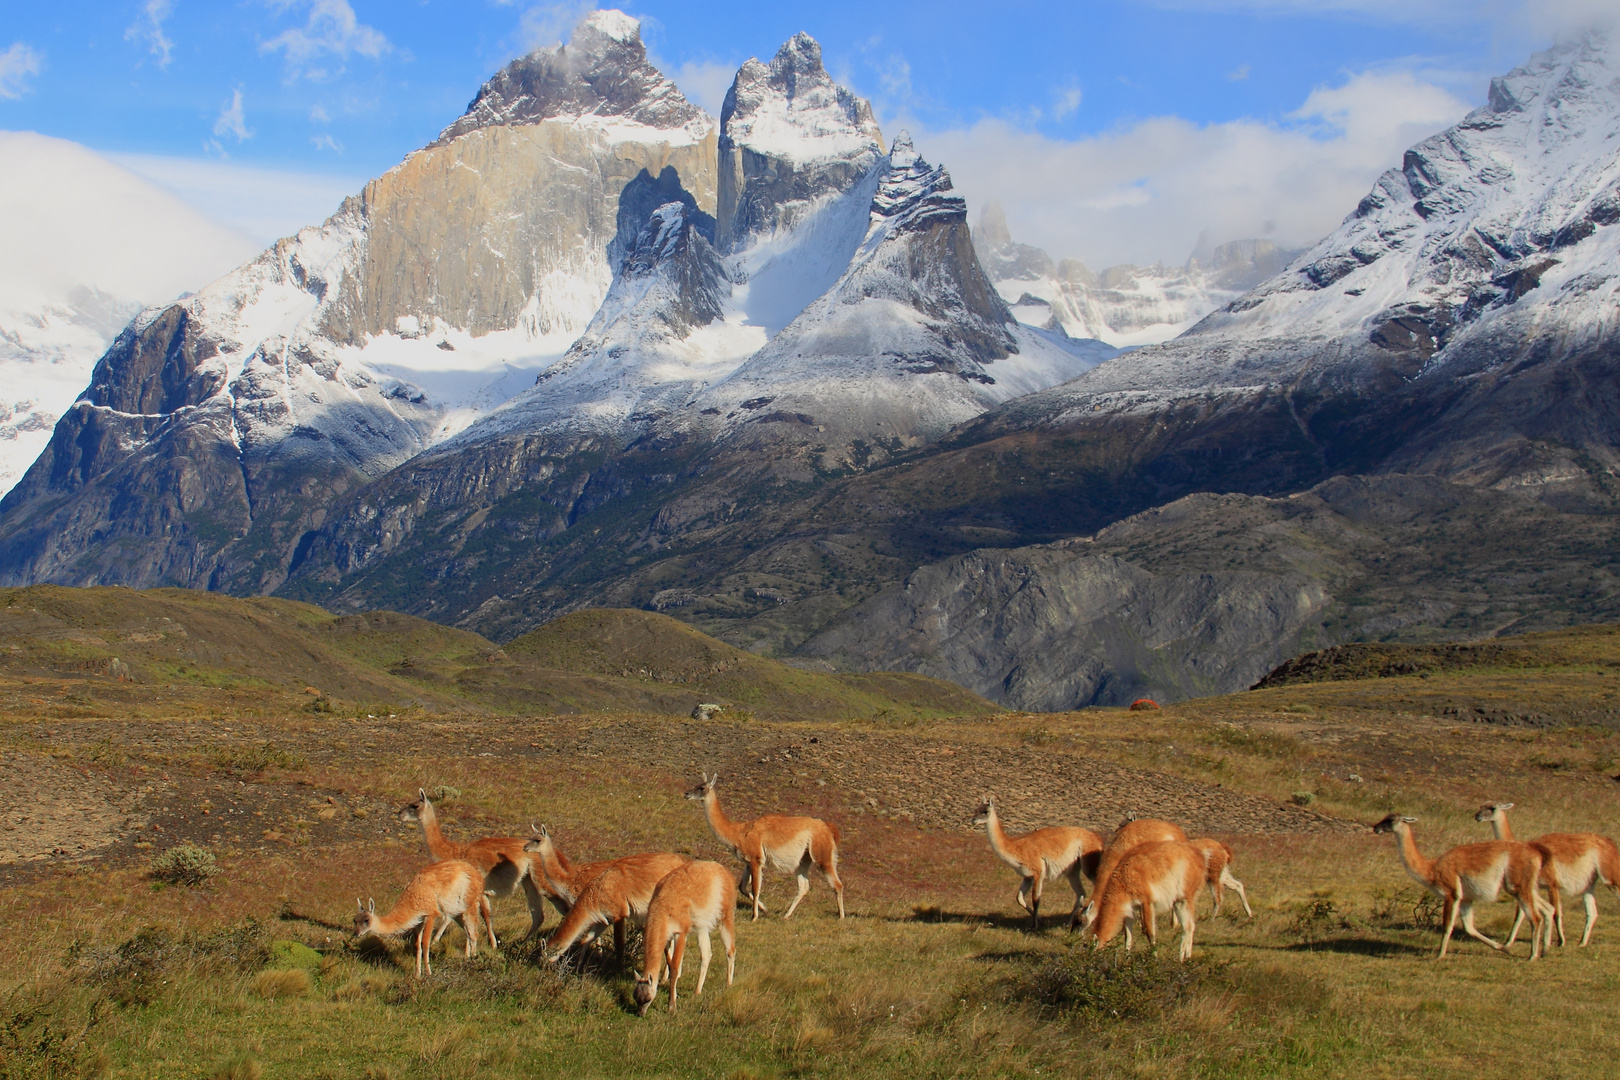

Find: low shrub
1001;946;1213;1021
149;844;219;887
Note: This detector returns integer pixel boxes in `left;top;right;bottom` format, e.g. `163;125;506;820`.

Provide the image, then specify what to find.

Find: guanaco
353;859;493;978
523;823;624;909
1187;838;1253;918
1080;816;1188;933
1476;802;1619;947
971;795;1102;931
633;860;739;1016
1083;840;1206;961
542;852;691;964
1372;813;1546;959
687;772;845;921
398;788;550;939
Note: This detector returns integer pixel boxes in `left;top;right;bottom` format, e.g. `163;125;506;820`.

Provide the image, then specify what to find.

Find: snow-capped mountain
0;10;719;593
0;132;256;498
973;201;1303;347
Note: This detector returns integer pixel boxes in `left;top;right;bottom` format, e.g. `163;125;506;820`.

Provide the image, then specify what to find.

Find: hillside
0;586;993;723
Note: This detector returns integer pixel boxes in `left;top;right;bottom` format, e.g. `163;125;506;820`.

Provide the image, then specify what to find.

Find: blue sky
2;1;1609;265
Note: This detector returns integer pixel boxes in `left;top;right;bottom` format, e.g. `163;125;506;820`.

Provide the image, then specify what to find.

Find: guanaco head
1474;802;1513;823
970;796;995;826
1371;813;1418;835
632;971;657;1015
685;772;717;801
353;897;377;937
397;787;430;824
523;823;551;853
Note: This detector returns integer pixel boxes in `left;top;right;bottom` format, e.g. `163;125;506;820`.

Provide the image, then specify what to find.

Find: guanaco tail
353;859;493;978
542;852;691;964
633;860;739;1016
687;772;845;921
1083;840;1206;961
971;795;1102;931
397;788;551;939
1476;802;1619;948
1373;813;1546;959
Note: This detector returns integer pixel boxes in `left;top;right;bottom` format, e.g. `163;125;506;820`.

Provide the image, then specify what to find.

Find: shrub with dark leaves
1004;946;1213;1021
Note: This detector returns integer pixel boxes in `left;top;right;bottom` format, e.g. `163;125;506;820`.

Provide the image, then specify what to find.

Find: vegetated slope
1255;623;1620;687
0;587;991;722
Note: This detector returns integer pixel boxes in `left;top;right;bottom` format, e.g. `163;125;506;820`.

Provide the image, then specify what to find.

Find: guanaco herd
353;779;1619;1010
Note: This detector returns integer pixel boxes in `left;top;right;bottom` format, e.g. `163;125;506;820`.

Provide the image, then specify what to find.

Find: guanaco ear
1401;816;1419;823
419;787;428;802
356;897;364;912
368;897;375;913
1500;803;1514;811
541;823;551;837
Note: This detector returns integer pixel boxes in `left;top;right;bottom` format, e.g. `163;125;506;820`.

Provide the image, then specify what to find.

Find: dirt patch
0;750;146;862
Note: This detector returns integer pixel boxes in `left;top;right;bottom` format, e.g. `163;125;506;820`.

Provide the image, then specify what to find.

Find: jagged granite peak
716;32;885;252
973;200;1056;282
433;9;711;146
692;132;1109;463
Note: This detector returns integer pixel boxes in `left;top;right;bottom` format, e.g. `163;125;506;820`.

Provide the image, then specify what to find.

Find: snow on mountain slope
988;31;1620;447
693;134;1111;462
973;201;1302;347
0;131;256;497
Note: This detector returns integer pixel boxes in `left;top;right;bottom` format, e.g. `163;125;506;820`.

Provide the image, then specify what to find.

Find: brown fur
353;859;492;978
687;772;845;920
633;861;739;1015
397;789;550;939
542;852;691;963
1084;840;1206;961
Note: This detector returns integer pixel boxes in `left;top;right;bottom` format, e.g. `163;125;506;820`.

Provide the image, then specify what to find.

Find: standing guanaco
1187;838;1253;918
542;852;691;964
1476;802;1620;947
633;860;739;1016
1080;816;1188;933
687;772;845;921
398;788;550;939
1083;840;1206;961
971;795;1103;931
353;859;493;978
1372;813;1546;959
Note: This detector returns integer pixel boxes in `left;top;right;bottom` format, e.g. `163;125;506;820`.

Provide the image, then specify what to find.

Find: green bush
1002;945;1213;1021
150;844;219;887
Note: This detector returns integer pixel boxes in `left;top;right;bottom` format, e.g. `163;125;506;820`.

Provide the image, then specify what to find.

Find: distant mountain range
2;15;1615;710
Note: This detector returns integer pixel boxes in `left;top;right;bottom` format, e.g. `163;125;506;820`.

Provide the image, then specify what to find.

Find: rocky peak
715;33;884;252
433;9;709;146
867;133;972;239
973;200;1057;281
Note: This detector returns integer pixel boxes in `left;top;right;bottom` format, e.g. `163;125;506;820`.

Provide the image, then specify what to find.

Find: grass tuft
149;843;219;887
252;969;312;1000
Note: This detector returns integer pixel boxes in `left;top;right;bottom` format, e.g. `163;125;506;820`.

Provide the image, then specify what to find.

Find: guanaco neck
533;836;574;897
1487;810;1515;842
366;904;427;937
982;804;1025;869
1391;824;1437;887
703;789;747;850
416;799;459;860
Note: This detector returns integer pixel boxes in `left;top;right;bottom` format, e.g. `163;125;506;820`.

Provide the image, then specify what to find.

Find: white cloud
878;54;913;101
110;151;364;245
663;58;736;116
309;102;331;122
0;43;44;100
263;0;391;80
515;2;598;53
1054;85;1083;120
125;0;176;70
213;88;251;142
1228;64;1251;81
310;133;342;152
913;67;1471;270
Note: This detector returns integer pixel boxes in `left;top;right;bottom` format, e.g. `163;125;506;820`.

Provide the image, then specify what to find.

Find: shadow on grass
900;907;1078;933
1281;937;1430;957
278;906;349;933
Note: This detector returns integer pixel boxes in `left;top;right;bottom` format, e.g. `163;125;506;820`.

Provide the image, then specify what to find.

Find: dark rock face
715;33;884;252
84;307;223;415
433;12;707;146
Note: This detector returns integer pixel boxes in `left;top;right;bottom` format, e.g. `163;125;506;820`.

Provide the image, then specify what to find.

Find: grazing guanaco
398;788;550;939
633;860;739;1016
687;772;845;921
1083;840;1206;961
1187;838;1253;918
542;852;691;964
1476;802;1620;947
353;859;493;978
1372;813;1546;959
970;795;1103;931
523;824;624;909
1081;816;1188;933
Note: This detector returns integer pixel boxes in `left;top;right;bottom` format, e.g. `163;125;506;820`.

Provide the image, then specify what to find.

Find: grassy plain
4;605;1620;1078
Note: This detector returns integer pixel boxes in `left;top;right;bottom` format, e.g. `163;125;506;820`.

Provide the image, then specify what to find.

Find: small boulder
692;703;724;721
